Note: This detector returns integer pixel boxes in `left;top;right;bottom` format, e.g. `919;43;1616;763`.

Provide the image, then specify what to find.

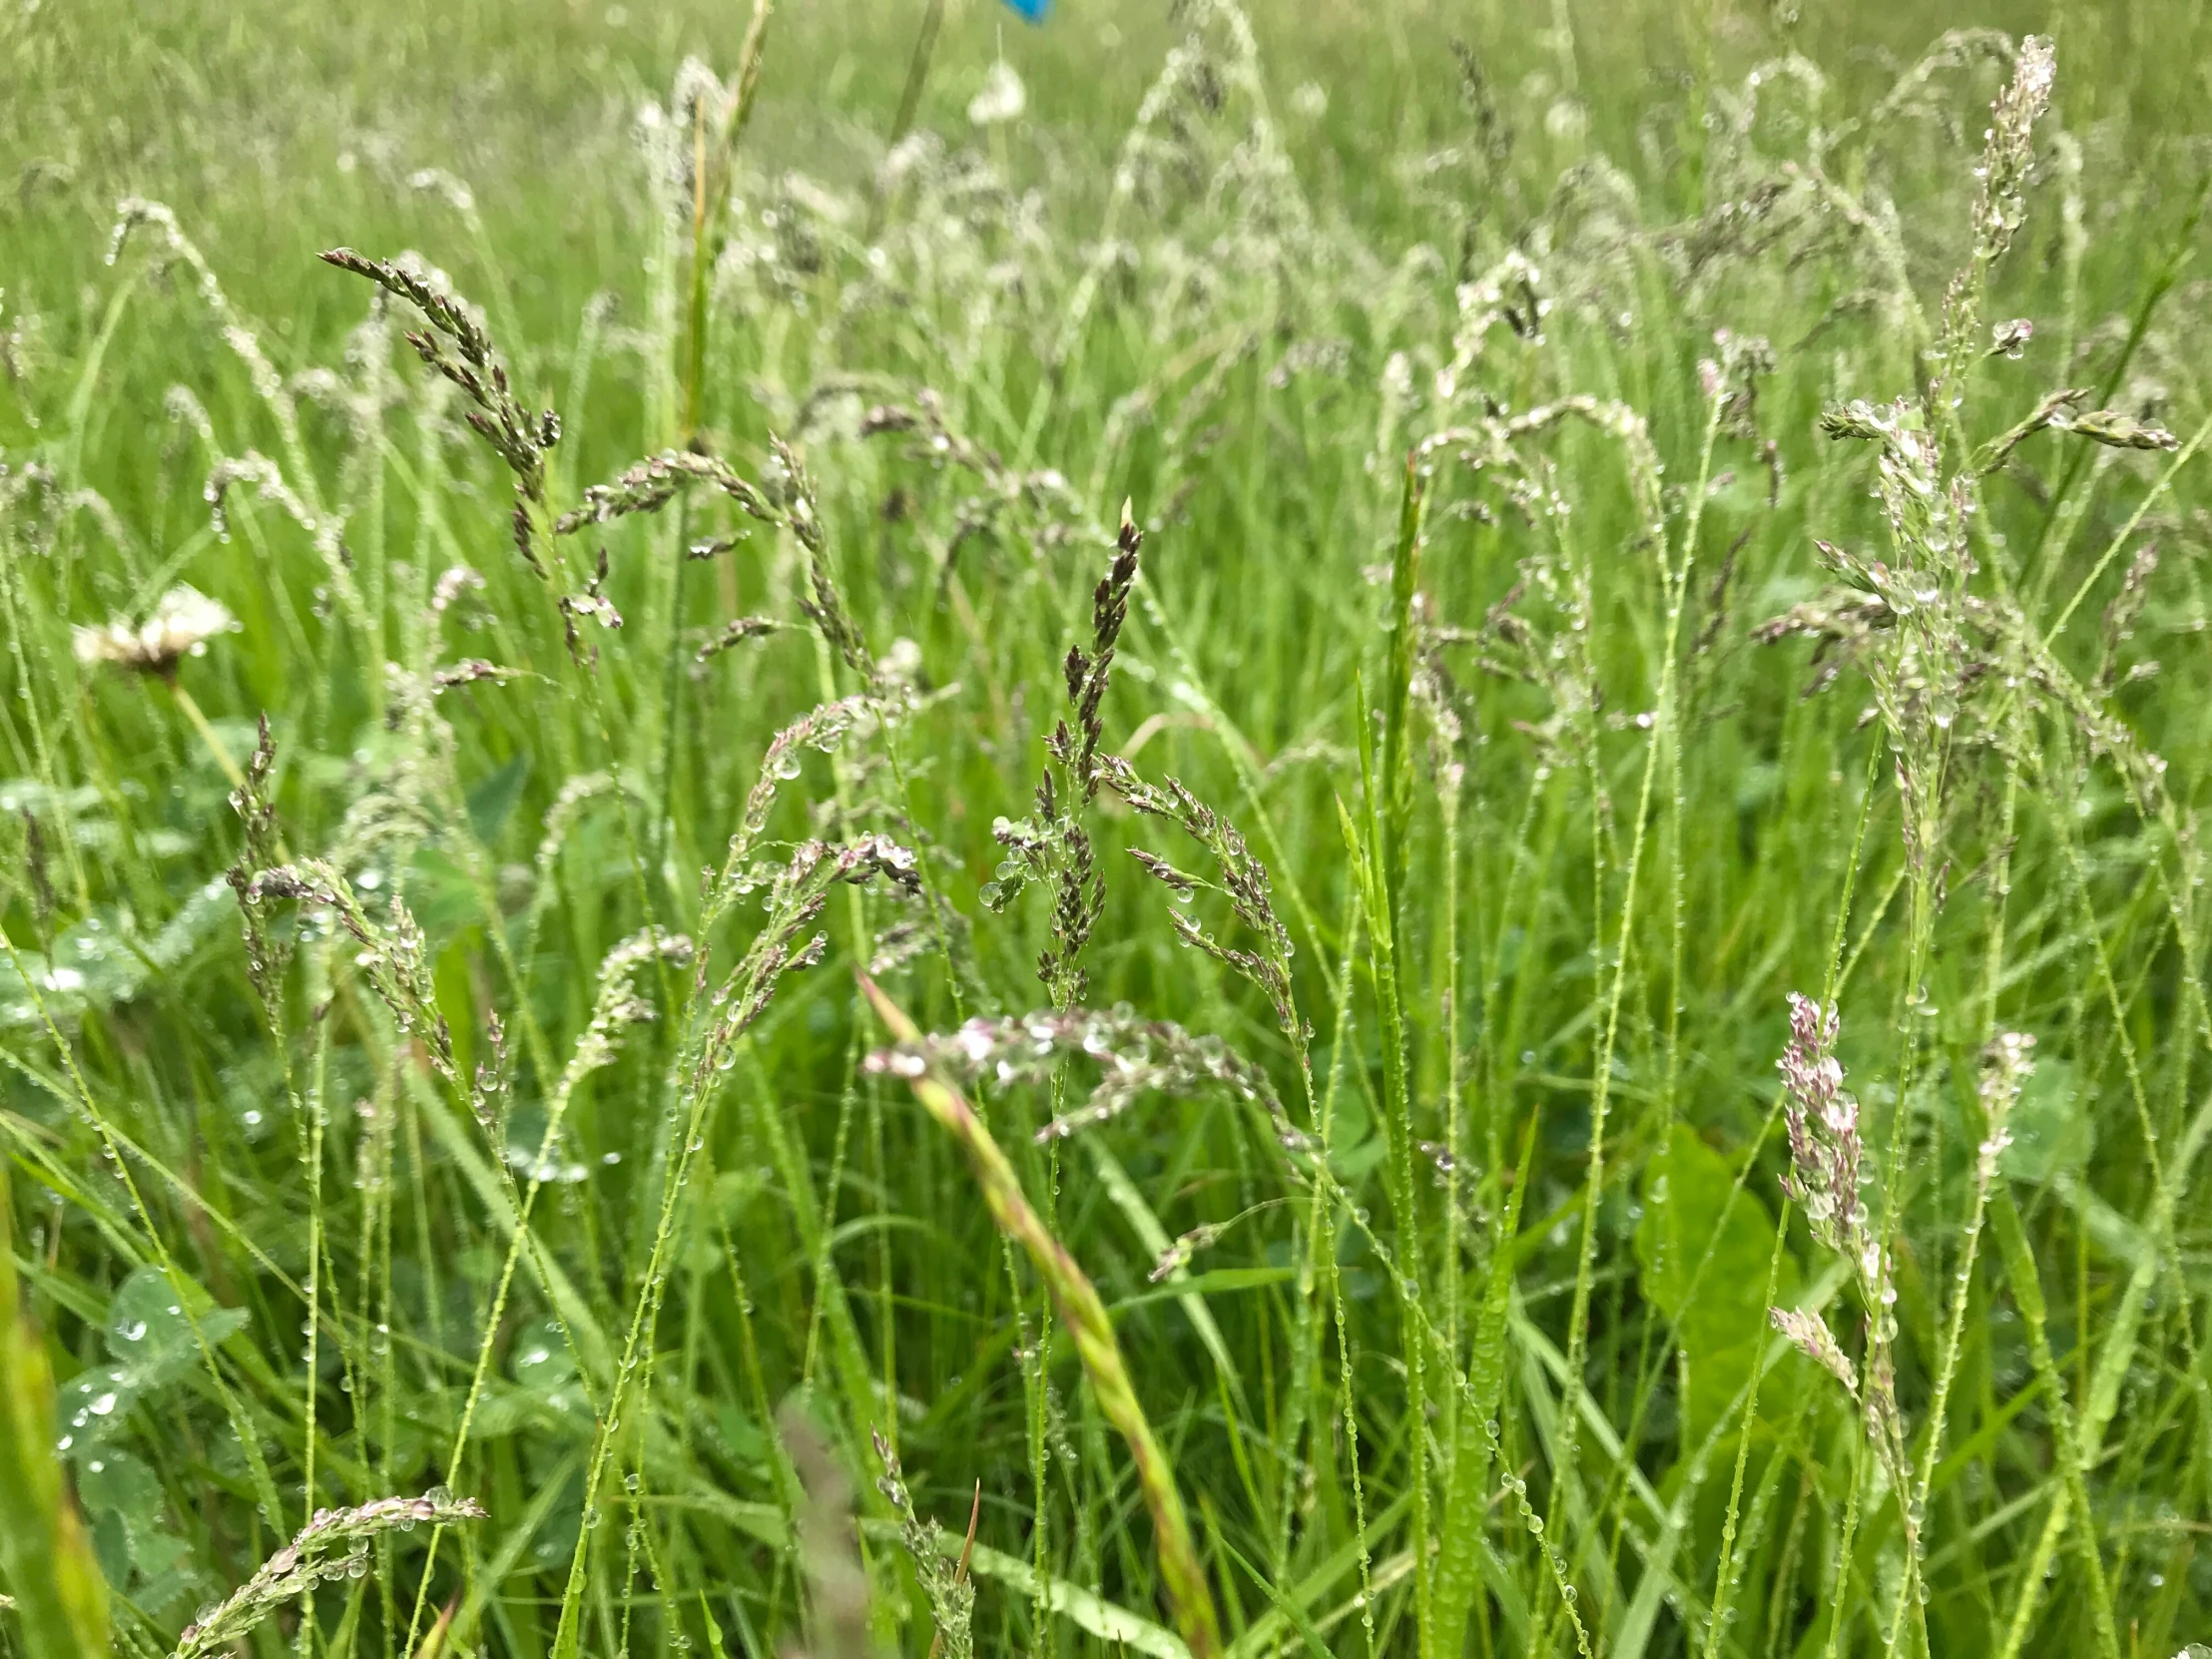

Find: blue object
1000;0;1050;20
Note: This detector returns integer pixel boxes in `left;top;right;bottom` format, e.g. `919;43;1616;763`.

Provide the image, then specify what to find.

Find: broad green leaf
466;752;532;844
106;1263;250;1391
75;1445;159;1517
0;879;234;1030
1634;1124;1798;1442
55;1365;133;1451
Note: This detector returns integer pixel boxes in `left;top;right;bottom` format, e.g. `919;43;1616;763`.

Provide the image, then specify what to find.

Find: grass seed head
171;1493;486;1659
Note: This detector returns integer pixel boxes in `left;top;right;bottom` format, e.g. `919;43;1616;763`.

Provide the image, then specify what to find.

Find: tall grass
4;1;2212;1656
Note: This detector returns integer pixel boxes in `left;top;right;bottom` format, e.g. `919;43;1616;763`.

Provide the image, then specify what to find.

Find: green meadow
3;1;2212;1655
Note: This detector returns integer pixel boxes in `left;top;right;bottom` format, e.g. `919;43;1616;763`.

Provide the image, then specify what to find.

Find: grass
4;0;2212;1655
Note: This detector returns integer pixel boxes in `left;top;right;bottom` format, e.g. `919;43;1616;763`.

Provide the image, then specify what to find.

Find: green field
4;1;2212;1655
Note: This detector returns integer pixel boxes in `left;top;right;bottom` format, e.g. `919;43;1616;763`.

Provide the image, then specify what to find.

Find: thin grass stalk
390;554;684;1657
540;820;914;1659
2020;171;2211;609
710;1147;803;1540
1701;1199;1794;1659
796;1016;868;1385
1867;681;2140;1659
683;0;774;444
1429;1113;1538;1659
1437;666;1467;1474
368;819;622;1647
1820;1433;1865;1659
1838;972;1928;1659
1331;759;1411;1659
861;975;1225;1659
1370;457;1432;1653
219;725;342;1627
1785;704;1887;1659
322;333;684;1624
295;940;333;1658
740;1036;892;1560
872;713;1059;1635
1129;577;1337;995
659;0;774;887
1985;1177;2117;1659
794;638;874;1382
1322;893;1378;1658
1708;1391;1814;1659
0;541;90;908
1972;730;2146;1659
1763;1456;1818;1659
2036;731;2163;1183
1896;1018;2014;1648
2005;676;2212;1530
1540;389;1717;1629
869;0;946;238
865;1063;895;1461
1273;877;1364;1581
398;926;703;1651
1496;388;1733;1634
1332;1253;1377;1659
362;1057;401;1659
2042;406;2212;644
1595;409;1710;1639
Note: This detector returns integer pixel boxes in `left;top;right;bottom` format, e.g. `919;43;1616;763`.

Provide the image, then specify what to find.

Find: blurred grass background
9;0;2210;321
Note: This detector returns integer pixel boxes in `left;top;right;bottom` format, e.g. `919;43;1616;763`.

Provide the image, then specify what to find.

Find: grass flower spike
170;1493;486;1659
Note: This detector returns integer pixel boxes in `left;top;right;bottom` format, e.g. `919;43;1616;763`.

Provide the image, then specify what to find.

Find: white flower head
1771;1306;1858;1392
968;61;1027;127
73;585;239;676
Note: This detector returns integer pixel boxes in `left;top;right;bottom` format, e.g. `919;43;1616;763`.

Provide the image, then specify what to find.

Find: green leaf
76;1445;160;1517
1431;1113;1538;1659
466;752;532;844
510;1318;592;1424
404;844;482;936
56;1366;134;1450
0;880;235;1030
90;1510;132;1591
77;1449;201;1621
106;1265;249;1392
1634;1125;1798;1442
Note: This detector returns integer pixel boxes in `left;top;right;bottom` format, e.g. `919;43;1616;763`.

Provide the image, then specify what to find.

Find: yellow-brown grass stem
859;974;1223;1659
0;1174;109;1659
